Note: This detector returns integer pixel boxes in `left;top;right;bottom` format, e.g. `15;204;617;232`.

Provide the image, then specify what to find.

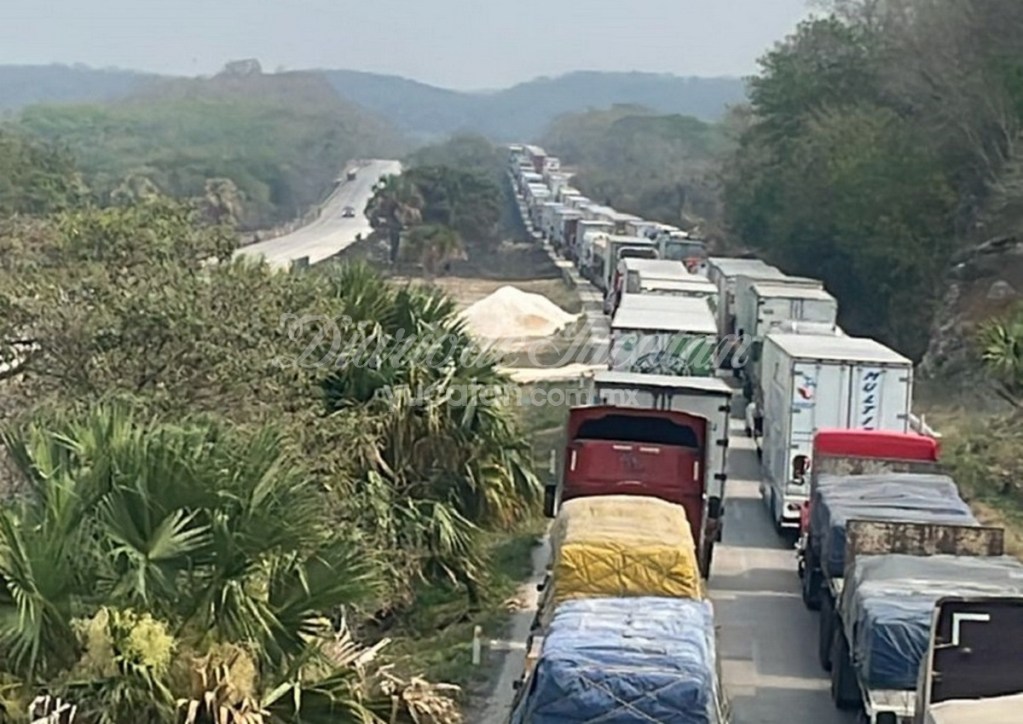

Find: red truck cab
545;405;714;574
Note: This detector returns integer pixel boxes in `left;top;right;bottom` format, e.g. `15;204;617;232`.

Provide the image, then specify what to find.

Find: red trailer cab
800;429;941;537
548;405;711;569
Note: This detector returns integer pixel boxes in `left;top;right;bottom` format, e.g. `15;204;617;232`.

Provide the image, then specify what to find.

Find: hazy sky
2;0;811;89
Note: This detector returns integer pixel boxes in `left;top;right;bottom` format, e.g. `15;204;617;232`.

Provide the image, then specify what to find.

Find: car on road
341;206;355;218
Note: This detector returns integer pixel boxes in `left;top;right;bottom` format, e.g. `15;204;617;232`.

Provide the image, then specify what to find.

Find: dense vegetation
11;63;406;230
541;105;733;234
723;0;1023;361
365;135;509;274
0;137;540;720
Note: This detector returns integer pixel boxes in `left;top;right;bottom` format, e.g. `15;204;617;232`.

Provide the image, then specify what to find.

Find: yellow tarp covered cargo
547;495;701;605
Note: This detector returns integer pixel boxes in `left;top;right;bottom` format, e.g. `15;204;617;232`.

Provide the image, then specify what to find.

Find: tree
0;404;383;722
365;174;424;263
402;224;466;277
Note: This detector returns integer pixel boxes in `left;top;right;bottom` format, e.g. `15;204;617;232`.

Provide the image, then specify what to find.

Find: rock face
920;235;1023;380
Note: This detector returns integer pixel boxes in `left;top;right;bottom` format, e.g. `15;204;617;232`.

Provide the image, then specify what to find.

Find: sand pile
461;286;579;340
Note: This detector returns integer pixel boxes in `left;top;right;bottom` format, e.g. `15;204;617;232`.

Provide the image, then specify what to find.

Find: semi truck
572;220;614;270
613;276;720;318
588;234;659;292
797;428;942;610
758;333;916;534
823;519;1023;723
707;260;785;335
543;369;733;578
914;595;1023;724
607;257;692;313
609;295;719;377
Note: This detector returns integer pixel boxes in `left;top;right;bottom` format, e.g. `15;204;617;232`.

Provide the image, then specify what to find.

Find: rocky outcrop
920;235;1023;380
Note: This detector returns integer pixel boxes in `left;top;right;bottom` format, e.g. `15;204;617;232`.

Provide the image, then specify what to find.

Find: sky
1;0;812;90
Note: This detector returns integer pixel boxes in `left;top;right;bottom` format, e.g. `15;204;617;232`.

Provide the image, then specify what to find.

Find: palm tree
980;311;1023;406
0;403;383;722
320;264;541;606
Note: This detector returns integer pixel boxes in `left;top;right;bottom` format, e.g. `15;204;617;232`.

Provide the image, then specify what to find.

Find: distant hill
323;70;747;141
0;64;746;142
0;64;157;112
14;63;407;228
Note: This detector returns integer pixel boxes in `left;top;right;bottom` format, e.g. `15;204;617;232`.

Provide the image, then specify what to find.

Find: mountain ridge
0;63;746;140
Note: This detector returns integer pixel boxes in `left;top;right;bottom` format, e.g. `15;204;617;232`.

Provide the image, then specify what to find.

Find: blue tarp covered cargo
842;554;1023;691
511;597;721;724
809;473;975;576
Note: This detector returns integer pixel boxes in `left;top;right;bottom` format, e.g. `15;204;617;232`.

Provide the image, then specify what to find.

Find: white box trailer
591;235;660;292
734;275;823;343
575;221;615;270
540;202;564;241
738;282;839;400
609;295;719;377
706;258;783;337
759;333;914;532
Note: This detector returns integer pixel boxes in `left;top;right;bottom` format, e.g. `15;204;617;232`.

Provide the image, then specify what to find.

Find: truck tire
830;628;861;710
699;539;715;580
818;593;835;671
801;550;822;611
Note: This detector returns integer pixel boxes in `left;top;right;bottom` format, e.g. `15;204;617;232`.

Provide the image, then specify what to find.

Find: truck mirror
543;485;557;518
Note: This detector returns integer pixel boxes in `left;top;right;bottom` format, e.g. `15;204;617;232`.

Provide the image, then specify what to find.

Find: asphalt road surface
234;159;402;269
710;409;857;724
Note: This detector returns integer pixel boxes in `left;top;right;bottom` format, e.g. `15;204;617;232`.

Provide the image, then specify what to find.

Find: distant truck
544;370;733;577
914;594;1023;724
823;520;1023;723
758;333;916;534
346;169;357;181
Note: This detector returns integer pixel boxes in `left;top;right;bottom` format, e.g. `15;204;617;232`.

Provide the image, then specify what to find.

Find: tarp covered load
547;495;701;606
842;554;1023;691
810;473;976;576
511;597;722;724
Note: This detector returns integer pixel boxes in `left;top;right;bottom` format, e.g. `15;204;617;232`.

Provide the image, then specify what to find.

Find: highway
233;159;402;269
711;413;857;724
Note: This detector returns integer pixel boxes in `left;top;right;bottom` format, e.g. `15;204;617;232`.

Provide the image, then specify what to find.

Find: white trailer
591;235;659;292
609;295;719;377
540;202;564;242
733;275;824;343
706;257;782;339
759;333;914;532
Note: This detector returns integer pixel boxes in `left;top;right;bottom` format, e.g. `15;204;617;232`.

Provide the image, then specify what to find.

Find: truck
346;168;357;181
543;369;733;578
539;202;564;242
607;257;692;314
823;519;1023;723
654;230;708;271
572;220;614;270
914;595;1023;724
588;234;659;291
758;333;916;534
609;295;719;377
612;274;719;317
510;596;728;724
733;277;827;372
797;428;942;610
705;258;784;362
552;208;581;255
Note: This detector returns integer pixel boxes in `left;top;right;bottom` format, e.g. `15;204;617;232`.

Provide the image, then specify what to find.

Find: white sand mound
461;286;579;340
498;363;606;383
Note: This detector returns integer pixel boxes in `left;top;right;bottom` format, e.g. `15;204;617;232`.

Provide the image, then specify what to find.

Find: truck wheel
700;539;715;580
830;628;861;710
801;555;822;611
771;492;785;536
818;593;834;671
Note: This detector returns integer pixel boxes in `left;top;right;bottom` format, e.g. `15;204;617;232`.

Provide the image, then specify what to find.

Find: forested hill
14;65;407;229
0;64;746;142
323;70;746;140
0;64;156;110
